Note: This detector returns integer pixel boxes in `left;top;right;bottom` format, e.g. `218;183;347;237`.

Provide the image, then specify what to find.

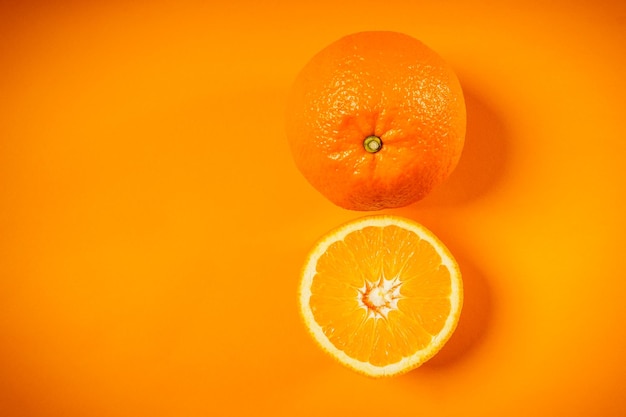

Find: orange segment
299;215;462;377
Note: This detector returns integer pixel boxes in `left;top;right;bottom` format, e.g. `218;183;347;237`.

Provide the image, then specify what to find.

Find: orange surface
286;31;466;211
1;0;625;416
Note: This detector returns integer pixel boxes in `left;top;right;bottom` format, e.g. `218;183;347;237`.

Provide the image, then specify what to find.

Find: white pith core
358;276;402;319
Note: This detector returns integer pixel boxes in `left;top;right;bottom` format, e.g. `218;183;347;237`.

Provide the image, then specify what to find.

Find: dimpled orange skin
286;31;467;211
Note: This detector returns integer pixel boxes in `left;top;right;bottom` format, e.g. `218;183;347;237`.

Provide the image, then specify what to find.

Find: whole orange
286;31;466;211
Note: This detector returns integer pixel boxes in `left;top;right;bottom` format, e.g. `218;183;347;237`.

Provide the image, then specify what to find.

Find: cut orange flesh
299;215;463;377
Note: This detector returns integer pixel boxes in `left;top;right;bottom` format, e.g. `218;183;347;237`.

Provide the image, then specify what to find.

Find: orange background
1;1;626;416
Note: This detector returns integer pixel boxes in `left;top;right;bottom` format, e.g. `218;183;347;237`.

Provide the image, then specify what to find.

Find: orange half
299;215;463;377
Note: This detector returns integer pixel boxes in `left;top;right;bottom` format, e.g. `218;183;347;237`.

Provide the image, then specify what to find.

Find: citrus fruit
286;31;466;211
298;215;463;377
